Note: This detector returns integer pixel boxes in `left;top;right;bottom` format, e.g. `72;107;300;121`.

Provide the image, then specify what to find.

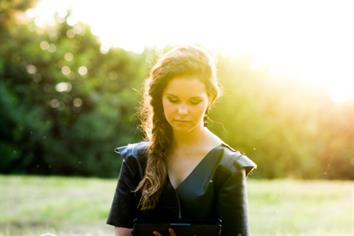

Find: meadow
0;175;352;236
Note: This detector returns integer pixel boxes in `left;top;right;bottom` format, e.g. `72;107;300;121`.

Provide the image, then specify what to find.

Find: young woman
107;46;257;236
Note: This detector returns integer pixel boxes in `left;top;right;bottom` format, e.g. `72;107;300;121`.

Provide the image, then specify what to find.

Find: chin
172;124;197;133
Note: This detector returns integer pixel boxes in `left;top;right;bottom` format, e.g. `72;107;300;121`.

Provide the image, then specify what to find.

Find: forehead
163;76;207;98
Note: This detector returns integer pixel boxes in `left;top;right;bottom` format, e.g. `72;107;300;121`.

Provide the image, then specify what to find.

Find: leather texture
107;141;257;236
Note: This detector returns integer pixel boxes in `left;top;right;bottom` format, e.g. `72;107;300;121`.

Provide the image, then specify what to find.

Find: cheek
191;103;208;118
162;100;173;118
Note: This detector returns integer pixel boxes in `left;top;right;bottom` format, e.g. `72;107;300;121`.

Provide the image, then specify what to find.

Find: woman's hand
152;228;197;236
152;228;176;236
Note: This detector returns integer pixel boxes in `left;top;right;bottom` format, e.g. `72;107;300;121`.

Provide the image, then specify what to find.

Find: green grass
0;175;353;236
248;179;353;236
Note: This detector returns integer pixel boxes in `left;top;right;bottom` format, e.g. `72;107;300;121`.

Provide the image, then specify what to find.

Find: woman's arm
217;168;249;236
114;226;133;236
107;157;138;228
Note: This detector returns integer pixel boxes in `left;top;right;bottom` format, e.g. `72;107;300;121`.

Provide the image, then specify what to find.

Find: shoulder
218;143;257;177
113;141;150;179
114;141;150;167
114;141;150;159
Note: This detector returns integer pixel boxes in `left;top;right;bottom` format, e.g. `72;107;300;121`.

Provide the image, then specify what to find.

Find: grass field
0;175;353;236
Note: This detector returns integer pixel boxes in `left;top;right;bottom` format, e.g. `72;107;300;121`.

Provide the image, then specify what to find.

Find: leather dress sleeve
216;152;257;236
106;143;148;228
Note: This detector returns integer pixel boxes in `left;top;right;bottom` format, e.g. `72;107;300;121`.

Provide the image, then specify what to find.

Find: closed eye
165;94;202;105
168;97;179;103
189;101;201;105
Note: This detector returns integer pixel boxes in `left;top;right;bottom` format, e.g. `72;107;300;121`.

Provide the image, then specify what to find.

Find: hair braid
135;46;220;210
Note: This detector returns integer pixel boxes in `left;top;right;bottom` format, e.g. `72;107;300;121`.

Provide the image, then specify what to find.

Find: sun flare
26;0;354;103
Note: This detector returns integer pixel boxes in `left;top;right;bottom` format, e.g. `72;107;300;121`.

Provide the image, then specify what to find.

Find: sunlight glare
27;0;354;103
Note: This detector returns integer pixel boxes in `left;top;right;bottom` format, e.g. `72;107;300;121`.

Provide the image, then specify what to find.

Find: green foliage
0;0;37;30
0;12;147;177
0;5;352;179
210;55;353;179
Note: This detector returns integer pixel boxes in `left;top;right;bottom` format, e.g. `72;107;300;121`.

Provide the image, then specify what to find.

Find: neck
172;125;208;148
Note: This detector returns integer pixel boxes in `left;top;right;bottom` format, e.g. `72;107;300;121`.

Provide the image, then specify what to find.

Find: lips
174;120;191;123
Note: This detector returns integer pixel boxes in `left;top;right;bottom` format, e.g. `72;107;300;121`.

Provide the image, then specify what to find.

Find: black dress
107;141;257;236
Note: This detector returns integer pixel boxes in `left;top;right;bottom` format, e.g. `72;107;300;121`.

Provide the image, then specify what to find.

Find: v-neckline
167;143;223;191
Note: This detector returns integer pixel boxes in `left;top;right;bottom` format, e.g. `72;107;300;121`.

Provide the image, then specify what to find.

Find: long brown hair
135;46;221;210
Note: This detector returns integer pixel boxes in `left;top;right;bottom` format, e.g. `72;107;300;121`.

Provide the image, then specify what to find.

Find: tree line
0;2;352;179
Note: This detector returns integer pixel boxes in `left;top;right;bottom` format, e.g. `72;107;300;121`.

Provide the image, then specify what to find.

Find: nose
177;104;188;115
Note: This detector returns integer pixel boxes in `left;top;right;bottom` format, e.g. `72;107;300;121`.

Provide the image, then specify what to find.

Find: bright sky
26;0;354;103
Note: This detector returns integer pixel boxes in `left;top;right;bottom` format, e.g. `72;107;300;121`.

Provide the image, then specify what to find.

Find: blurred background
0;0;353;235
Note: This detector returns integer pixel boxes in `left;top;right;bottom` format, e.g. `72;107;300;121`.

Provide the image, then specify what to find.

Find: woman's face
162;76;210;133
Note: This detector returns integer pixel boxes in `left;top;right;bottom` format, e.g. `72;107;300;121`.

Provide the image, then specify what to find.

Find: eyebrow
166;93;203;99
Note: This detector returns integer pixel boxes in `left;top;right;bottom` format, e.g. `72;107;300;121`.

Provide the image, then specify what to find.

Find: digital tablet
132;218;222;236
